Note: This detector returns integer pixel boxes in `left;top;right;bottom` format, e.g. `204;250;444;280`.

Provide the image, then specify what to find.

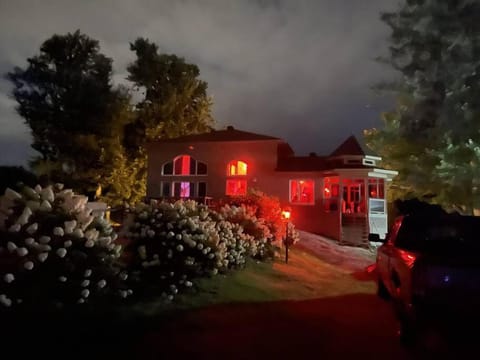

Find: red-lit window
226;180;247;196
227;160;247;176
290;180;314;204
368;178;385;198
323;177;339;211
174;155;191;175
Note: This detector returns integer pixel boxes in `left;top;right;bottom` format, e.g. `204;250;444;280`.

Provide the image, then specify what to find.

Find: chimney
226;125;234;131
309;152;317;157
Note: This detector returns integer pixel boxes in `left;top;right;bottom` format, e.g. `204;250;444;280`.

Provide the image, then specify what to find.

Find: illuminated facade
146;126;397;246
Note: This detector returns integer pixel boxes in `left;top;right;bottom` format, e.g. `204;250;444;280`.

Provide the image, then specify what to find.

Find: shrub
0;184;130;310
127;199;276;300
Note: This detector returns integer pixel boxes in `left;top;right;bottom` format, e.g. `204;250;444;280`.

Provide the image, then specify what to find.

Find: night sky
0;0;398;166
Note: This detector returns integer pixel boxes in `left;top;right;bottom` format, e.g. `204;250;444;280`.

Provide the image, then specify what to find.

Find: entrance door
341;179;366;215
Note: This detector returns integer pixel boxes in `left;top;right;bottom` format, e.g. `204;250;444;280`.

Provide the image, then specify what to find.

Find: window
226;180;247;196
198;182;207;197
162;162;173;175
163;156;207;175
161;182;171;197
227;160;247;176
323;177;340;211
368;178;385;198
174;182;193;198
174;155;191;175
289;180;314;204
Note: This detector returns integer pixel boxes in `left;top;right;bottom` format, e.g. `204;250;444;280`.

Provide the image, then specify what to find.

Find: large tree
127;38;214;147
6;31;139;203
365;0;480;213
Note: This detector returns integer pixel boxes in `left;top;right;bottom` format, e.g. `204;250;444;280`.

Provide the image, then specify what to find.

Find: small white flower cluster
0;184;131;307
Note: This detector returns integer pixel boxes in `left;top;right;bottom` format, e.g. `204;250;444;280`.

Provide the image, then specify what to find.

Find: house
146;126;397;247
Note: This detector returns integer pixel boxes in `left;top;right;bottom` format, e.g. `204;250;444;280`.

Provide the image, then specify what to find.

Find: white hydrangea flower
40;187;55;202
85;240;94;248
40;200;52;212
84;269;92;277
26;223;38;234
127;289;133;295
25;237;35;245
38;244;52;252
37;252;48;262
39;236;51;244
147;230;155;237
16;247;28;257
7;242;17;252
16;207;33;225
175;234;182;240
59;276;67;282
77;298;85;304
185;281;193;287
176;244;184;252
64;240;72;248
167;295;174;301
167;231;175;238
0;294;12;307
97;279;107;288
26;200;40;211
3;273;15;283
53;227;64;236
24;261;34;270
4;188;22;200
81;289;90;298
81;280;90;287
72;229;84;238
34;184;42;193
64;220;77;234
119;290;128;298
56;248;67;258
8;224;21;233
119;272;128;281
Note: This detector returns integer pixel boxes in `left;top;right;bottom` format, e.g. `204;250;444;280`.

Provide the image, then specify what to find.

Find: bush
127;200;255;300
0;184;131;310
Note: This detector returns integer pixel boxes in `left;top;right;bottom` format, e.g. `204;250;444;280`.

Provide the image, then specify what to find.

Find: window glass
161;182;171;197
198;182;207;197
227;160;247;176
163;162;173;175
290;180;314;204
197;162;207;175
226;179;247;196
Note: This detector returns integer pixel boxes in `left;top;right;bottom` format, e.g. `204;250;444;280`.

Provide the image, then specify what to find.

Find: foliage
126;200;254;300
366;0;480;213
127;38;214;145
226;189;300;245
0;184;131;309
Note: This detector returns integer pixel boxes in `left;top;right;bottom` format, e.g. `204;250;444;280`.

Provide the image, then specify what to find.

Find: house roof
277;155;328;171
150;126;280;143
329;135;366;157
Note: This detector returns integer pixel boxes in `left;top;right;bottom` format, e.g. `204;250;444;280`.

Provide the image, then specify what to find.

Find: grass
130;246;376;317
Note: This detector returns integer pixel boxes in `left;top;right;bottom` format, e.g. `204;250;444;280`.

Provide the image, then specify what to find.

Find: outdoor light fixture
282;208;292;264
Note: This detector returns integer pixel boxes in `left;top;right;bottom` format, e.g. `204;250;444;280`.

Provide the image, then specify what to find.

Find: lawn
130;246;376;317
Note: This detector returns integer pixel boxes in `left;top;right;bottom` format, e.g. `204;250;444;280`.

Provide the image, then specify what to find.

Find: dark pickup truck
374;213;480;345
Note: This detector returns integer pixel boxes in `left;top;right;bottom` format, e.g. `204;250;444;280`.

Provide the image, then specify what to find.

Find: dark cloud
0;0;398;166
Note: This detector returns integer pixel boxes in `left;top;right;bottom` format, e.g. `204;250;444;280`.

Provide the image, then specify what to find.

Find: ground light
281;209;292;264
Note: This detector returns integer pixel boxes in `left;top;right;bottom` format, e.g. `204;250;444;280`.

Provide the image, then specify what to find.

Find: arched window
162;155;207;175
227;160;247;176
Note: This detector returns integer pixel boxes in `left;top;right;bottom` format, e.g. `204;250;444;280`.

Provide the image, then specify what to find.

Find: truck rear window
395;215;480;252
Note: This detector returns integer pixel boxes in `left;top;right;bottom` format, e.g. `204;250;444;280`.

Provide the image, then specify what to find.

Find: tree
6;31;144;204
365;0;480;213
127;38;214;147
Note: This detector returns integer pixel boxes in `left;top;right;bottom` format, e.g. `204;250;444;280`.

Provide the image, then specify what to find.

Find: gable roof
150;126;280;143
329;135;366;157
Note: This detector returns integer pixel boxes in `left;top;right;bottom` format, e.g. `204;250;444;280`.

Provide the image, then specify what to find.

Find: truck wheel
377;277;390;300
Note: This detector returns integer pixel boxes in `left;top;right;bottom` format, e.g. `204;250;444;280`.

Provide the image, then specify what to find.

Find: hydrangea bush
127;200;250;300
0;184;131;309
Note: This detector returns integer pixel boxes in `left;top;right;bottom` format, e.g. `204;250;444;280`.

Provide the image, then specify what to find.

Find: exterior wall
147;141;393;243
147;140;282;200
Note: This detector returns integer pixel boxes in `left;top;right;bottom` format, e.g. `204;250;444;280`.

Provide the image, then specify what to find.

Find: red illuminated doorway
341;179;366;215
